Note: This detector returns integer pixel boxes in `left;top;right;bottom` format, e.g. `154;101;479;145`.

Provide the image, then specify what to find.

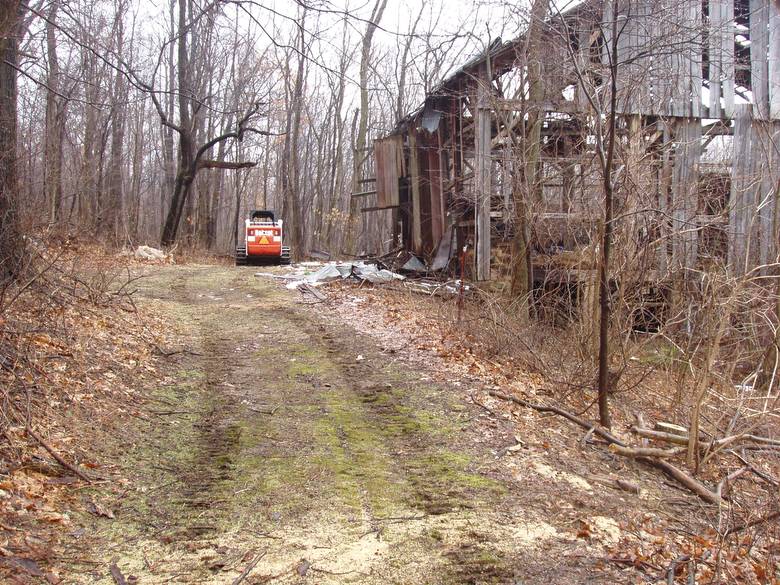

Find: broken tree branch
109;559;127;585
488;390;722;504
196;160;258;171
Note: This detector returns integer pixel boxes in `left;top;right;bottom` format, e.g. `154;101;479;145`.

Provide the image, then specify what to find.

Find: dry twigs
25;426;92;482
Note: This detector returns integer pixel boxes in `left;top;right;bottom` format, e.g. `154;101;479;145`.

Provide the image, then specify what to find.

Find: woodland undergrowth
0;237;172;582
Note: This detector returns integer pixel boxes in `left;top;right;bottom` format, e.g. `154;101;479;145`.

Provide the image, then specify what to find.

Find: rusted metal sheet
374;136;403;208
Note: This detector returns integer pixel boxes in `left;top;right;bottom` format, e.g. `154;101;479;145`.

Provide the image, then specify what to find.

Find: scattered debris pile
255;257;470;302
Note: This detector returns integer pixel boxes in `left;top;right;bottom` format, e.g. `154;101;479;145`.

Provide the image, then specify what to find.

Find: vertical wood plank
673;0;687;116
729;104;753;274
689;0;703;118
723;0;735;117
769;0;780;119
650;1;669;116
709;0;724;118
757;120;780;269
408;130;423;254
475;72;492;280
576;25;591;111
751;0;770;119
658;121;674;273
671;118;701;274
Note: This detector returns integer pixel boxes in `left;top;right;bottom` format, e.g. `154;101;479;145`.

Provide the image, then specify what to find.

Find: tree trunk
44;0;64;225
596;0;621;429
281;6;307;260
0;1;25;283
161;0;194;248
107;48;127;243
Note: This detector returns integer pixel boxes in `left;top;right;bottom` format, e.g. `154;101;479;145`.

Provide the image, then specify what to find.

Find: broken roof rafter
391;0;602;135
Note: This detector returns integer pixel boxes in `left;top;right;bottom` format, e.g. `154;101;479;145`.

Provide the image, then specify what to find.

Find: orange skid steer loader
235;210;291;266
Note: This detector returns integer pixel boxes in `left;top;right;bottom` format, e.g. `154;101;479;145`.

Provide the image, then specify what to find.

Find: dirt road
68;265;629;584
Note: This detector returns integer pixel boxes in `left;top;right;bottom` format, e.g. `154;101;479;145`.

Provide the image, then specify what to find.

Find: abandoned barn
358;0;780;318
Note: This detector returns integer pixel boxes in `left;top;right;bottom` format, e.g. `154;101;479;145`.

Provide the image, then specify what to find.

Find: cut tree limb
488;390;722;504
197;160;257;170
109;559;127;585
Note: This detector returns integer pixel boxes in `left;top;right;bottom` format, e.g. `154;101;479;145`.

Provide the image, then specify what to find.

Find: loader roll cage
250;210;275;223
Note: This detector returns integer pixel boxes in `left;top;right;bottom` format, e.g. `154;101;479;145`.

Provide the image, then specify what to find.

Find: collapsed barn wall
360;0;780;316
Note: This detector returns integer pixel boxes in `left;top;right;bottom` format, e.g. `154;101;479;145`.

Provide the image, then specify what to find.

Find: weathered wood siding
670;119;701;274
729;105;780;274
709;0;735;118
373;136;403;208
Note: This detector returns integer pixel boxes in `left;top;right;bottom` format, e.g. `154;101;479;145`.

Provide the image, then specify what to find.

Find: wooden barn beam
474;70;492;281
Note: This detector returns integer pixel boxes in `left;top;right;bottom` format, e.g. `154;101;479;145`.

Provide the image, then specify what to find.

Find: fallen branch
109;559;127;585
631;427;690;446
25;427;92;482
232;551;266;585
716;467;750;498
297;283;326;301
248;405;280;415
645;458;721;504
488;390;623;445
488;390;722;504
723;510;780;537
152;345;203;357
632;426;780;450
730;450;780;486
610;444;685;459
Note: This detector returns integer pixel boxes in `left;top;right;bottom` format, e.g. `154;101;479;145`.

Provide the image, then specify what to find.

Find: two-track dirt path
65;264;634;584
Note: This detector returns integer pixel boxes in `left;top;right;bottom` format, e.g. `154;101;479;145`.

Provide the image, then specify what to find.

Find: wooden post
408;131;423;254
657;121;674;275
758;123;778;271
474;70;492;281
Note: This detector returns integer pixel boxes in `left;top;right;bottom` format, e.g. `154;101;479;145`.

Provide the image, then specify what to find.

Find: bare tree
345;0;388;255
